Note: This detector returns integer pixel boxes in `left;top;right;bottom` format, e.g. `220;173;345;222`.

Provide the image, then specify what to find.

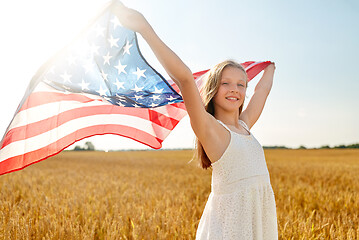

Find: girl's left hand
267;62;276;71
111;1;151;34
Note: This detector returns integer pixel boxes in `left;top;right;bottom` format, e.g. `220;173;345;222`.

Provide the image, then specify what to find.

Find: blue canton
42;10;183;108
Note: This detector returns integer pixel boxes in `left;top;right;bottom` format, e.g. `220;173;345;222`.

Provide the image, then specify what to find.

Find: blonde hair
193;60;248;169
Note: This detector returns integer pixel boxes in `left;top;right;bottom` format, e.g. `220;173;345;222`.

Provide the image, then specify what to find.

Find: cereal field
0;149;358;239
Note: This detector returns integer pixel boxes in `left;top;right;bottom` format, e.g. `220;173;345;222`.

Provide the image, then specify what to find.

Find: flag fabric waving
168;61;273;95
0;0;272;176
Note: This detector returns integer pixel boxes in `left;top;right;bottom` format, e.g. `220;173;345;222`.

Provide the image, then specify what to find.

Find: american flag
0;0;272;175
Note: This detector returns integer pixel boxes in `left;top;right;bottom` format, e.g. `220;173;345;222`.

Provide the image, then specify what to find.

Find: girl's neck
214;110;240;127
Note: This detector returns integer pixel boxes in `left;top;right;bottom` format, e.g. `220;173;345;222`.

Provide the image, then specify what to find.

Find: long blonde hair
193;60;248;169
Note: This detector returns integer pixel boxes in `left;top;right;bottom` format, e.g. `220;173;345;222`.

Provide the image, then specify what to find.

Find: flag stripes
0;61;271;175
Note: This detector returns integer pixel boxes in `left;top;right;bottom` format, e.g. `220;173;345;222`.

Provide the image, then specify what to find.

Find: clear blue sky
0;0;358;150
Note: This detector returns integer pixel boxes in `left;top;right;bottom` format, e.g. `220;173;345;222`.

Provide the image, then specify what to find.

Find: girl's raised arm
111;1;192;88
112;2;217;143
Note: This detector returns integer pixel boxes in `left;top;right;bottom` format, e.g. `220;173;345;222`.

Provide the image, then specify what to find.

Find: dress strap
217;120;231;132
239;120;250;132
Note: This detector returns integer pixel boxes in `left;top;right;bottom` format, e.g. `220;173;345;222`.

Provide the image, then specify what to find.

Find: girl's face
213;66;247;113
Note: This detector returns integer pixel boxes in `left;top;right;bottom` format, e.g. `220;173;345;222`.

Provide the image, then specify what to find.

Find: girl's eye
237;84;244;87
222;82;228;85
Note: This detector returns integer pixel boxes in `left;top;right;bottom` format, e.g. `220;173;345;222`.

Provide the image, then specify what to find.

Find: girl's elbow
174;71;194;85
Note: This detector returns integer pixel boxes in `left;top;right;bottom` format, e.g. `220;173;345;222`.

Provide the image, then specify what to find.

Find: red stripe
193;70;209;79
170;70;210;93
0;124;166;176
245;61;272;80
241;61;255;69
19;91;103;112
1;102;185;149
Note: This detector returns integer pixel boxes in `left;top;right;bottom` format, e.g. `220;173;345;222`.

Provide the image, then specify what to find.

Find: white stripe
245;61;263;70
0;114;170;162
9;99;110;130
153;104;187;118
9;93;186;131
33;82;60;93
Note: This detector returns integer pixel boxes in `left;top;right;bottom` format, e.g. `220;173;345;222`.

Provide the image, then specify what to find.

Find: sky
0;0;358;151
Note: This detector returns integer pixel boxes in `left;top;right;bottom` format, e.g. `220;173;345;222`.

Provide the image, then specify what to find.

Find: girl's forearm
140;26;194;87
254;64;275;92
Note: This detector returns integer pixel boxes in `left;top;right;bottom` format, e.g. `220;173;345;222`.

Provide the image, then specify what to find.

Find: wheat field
0;149;358;239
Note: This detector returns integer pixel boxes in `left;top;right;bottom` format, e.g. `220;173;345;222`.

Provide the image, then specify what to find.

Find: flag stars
103;52;113;65
104;96;111;101
108;35;119;48
101;70;108;81
133;67;146;80
117;101;125;107
83;60;95;74
153;86;164;94
122;40;132;55
115;61;127;75
149;102;159;108
116;94;127;101
133;95;144;101
166;95;177;101
34;18;184;111
131;84;144;92
90;43;100;55
150;95;161;101
111;16;122;29
60;72;72;83
114;78;125;90
79;79;90;91
96;85;108;96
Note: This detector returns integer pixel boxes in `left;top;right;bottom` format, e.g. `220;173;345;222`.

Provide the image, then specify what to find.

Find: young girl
114;2;278;239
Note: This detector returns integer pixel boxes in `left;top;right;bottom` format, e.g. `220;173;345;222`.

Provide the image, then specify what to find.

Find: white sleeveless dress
196;119;278;240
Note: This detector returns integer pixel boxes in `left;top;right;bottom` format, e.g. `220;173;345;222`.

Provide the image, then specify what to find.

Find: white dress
196;119;278;240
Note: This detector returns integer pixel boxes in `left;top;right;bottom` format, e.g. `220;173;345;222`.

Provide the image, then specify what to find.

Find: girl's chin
216;106;243;113
213;102;243;112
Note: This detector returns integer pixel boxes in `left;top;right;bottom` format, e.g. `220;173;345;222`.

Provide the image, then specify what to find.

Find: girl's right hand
111;1;151;34
265;62;276;72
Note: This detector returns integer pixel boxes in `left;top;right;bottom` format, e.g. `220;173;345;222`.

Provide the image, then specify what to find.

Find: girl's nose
230;87;239;93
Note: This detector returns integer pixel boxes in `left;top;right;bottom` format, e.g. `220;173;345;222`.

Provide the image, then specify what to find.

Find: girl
114;2;278;239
